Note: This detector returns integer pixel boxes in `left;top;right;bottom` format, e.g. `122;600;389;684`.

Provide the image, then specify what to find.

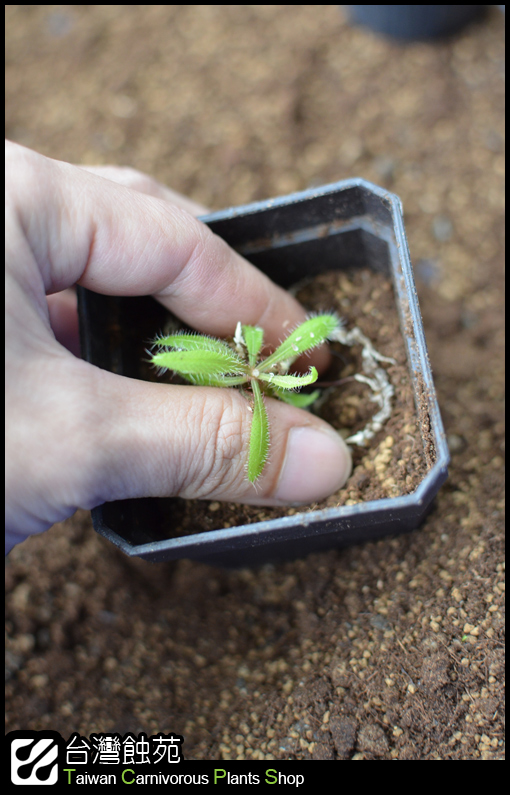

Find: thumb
92;371;352;507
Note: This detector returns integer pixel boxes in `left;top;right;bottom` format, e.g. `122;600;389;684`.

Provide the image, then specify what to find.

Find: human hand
5;141;351;554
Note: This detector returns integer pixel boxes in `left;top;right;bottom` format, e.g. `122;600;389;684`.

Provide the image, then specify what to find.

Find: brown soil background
5;6;504;760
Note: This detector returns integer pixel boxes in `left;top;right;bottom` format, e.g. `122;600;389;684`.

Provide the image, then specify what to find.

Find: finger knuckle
181;391;249;498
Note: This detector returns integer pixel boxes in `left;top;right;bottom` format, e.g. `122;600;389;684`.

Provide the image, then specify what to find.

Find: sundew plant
149;315;340;483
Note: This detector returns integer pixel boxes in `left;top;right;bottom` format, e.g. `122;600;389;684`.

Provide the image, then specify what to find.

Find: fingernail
274;425;352;504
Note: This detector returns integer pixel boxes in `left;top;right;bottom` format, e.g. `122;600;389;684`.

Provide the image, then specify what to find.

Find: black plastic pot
345;5;486;41
78;178;449;567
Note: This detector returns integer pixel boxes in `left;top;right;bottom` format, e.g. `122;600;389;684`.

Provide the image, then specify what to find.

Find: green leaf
242;325;264;366
152;332;234;356
151;348;247;377
272;388;321;407
247;379;270;482
183;373;249;387
259;314;341;371
258;367;318;390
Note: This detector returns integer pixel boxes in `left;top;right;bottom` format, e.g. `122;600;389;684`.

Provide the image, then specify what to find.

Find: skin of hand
5;140;352;554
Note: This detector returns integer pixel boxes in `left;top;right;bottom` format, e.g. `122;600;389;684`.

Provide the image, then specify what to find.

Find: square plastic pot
77;178;449;567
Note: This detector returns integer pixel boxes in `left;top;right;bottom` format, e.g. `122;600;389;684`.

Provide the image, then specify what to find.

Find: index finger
7;141;328;367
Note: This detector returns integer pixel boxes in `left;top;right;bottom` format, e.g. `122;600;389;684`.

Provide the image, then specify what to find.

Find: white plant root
328;324;396;446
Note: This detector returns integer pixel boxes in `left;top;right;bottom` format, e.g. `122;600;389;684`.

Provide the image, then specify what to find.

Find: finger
47;167;208;358
79;368;352;509
41;166;209;362
76;164;209;217
77;166;328;373
7;141;329;372
6;355;351;549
